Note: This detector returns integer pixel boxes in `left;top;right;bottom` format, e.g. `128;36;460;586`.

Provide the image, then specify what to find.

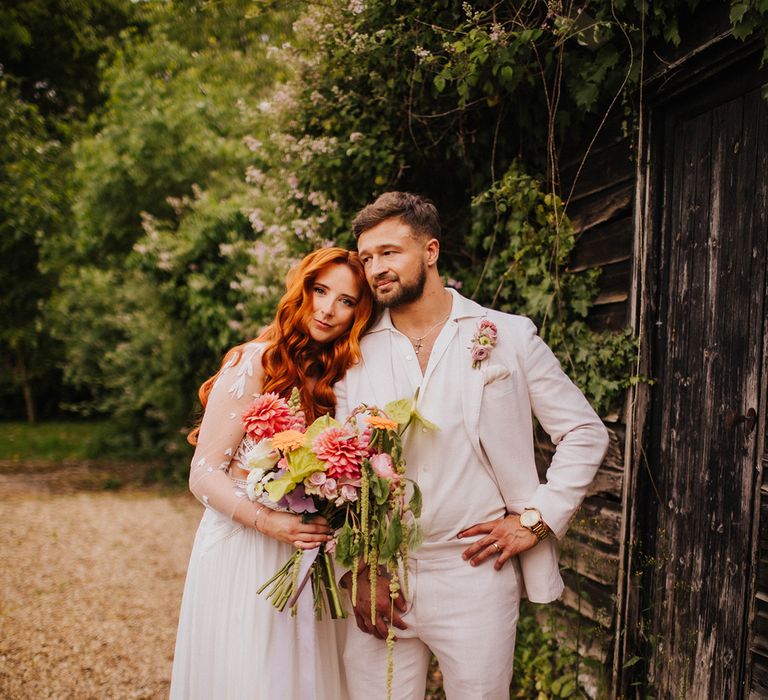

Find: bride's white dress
169;343;347;699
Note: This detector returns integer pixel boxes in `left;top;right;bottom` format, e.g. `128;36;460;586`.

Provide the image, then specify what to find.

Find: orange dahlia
365;415;399;432
272;429;306;453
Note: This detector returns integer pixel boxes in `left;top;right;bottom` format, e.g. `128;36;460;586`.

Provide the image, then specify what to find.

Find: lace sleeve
188;343;265;525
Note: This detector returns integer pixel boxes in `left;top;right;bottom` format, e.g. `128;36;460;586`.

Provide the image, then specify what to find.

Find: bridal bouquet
239;389;428;622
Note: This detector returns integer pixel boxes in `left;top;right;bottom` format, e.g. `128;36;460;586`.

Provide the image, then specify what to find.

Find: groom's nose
370;255;388;277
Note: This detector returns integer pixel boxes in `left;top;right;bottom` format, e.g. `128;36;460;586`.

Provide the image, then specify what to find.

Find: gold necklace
402;314;451;355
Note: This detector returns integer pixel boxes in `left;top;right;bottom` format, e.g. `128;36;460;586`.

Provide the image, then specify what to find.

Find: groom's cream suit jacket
335;290;609;603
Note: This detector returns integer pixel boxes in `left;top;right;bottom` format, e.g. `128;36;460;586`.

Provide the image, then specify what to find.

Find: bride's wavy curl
188;248;374;444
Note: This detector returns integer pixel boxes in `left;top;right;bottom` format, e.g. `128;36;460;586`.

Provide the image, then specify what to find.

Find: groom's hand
341;567;407;640
458;514;539;570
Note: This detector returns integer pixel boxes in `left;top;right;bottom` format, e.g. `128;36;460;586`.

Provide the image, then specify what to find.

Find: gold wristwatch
520;508;549;542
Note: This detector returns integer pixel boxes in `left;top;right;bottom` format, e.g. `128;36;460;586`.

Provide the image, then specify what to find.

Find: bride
170;247;374;699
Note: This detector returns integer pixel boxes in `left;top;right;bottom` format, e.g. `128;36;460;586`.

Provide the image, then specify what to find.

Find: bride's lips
314;318;333;330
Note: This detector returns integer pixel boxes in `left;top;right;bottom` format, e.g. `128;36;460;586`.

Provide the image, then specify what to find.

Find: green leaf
408;480;422;518
383;398;412;424
334;523;355;568
730;2;748;24
370;471;391;505
412;409;439;431
433;75;446;92
379;516;402;560
286;445;325;481
265;474;298;501
407;522;423;550
304;415;340;443
622;655;641;668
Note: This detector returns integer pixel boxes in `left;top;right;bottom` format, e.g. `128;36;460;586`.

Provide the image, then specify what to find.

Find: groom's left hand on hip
458;515;538;570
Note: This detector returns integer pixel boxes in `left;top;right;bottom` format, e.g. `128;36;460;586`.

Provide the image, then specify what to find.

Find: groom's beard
373;262;427;308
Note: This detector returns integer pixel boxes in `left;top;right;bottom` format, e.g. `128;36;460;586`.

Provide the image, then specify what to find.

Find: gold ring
493;542;501;552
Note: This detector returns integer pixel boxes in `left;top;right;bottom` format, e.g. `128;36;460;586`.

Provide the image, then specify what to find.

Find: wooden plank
561;138;634;204
753;599;768;655
580;260;633;310
756;496;768;593
535;605;611;665
560;535;620;587
570;497;622;546
586;302;629;333
536;426;624;469
569;216;634;272
750;654;768;700
560;570;615;628
560;115;628;170
587;467;623;500
570;183;634;233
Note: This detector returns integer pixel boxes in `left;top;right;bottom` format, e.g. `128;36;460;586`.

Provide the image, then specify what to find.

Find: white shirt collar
366;288;486;335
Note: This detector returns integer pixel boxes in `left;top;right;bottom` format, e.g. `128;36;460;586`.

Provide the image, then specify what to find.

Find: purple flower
339;484;358;502
284;484;318;513
321;478;338;500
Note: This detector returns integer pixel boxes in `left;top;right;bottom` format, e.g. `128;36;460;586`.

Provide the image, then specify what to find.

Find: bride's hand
257;510;333;549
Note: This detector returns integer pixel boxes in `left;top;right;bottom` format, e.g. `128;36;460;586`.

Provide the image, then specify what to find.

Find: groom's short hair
352;191;441;242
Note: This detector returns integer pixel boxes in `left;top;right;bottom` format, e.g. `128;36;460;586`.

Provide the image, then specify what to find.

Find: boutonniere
470;319;498;369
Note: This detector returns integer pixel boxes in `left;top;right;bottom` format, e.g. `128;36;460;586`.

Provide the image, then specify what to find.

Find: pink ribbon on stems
270;547;319;698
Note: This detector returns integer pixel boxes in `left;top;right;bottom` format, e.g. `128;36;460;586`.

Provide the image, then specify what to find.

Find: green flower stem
257;556;293;595
322;550;346;619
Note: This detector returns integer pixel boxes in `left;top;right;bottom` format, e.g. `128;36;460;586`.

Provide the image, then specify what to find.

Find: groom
335;192;609;699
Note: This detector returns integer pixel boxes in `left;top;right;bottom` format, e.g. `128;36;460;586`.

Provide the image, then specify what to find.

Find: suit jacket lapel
458;316;486;455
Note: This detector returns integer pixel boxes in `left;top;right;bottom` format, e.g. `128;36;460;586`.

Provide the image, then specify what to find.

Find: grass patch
0;421;113;462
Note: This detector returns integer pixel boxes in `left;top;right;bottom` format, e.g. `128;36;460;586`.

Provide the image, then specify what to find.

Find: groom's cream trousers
343;547;522;699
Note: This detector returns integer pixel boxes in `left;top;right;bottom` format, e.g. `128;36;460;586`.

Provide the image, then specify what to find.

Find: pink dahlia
313;427;367;480
242;392;293;441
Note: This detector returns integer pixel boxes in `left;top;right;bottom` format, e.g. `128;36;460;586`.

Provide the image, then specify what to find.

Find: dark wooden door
643;69;767;698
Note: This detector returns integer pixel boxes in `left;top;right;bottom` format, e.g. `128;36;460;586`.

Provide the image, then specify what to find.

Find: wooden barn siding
529;122;635;696
621;28;767;697
749;442;768;698
534;9;768;697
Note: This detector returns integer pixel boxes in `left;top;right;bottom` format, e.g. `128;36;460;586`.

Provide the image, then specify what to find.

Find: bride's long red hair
188;248;374;444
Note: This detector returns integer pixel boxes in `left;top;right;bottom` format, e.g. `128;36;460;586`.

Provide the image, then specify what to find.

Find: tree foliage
45;0;298;459
0;79;67;420
4;0;767;452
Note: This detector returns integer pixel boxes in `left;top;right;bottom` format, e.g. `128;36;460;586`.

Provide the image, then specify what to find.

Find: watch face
520;510;540;528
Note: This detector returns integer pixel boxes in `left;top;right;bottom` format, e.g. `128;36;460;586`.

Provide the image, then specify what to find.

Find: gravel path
0;488;202;699
0;478;446;699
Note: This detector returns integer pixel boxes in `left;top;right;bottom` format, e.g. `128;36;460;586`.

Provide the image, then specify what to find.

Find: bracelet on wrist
253;505;267;532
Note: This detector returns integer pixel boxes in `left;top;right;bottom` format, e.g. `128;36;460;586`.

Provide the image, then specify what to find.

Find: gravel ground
0;473;446;699
0;487;202;699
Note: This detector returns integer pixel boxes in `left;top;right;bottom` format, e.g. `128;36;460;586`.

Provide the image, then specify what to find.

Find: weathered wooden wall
532;119;635;697
528;8;768;698
622;25;767;699
750;439;768;698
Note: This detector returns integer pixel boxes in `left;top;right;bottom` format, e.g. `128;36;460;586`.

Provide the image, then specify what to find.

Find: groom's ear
424;237;440;267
